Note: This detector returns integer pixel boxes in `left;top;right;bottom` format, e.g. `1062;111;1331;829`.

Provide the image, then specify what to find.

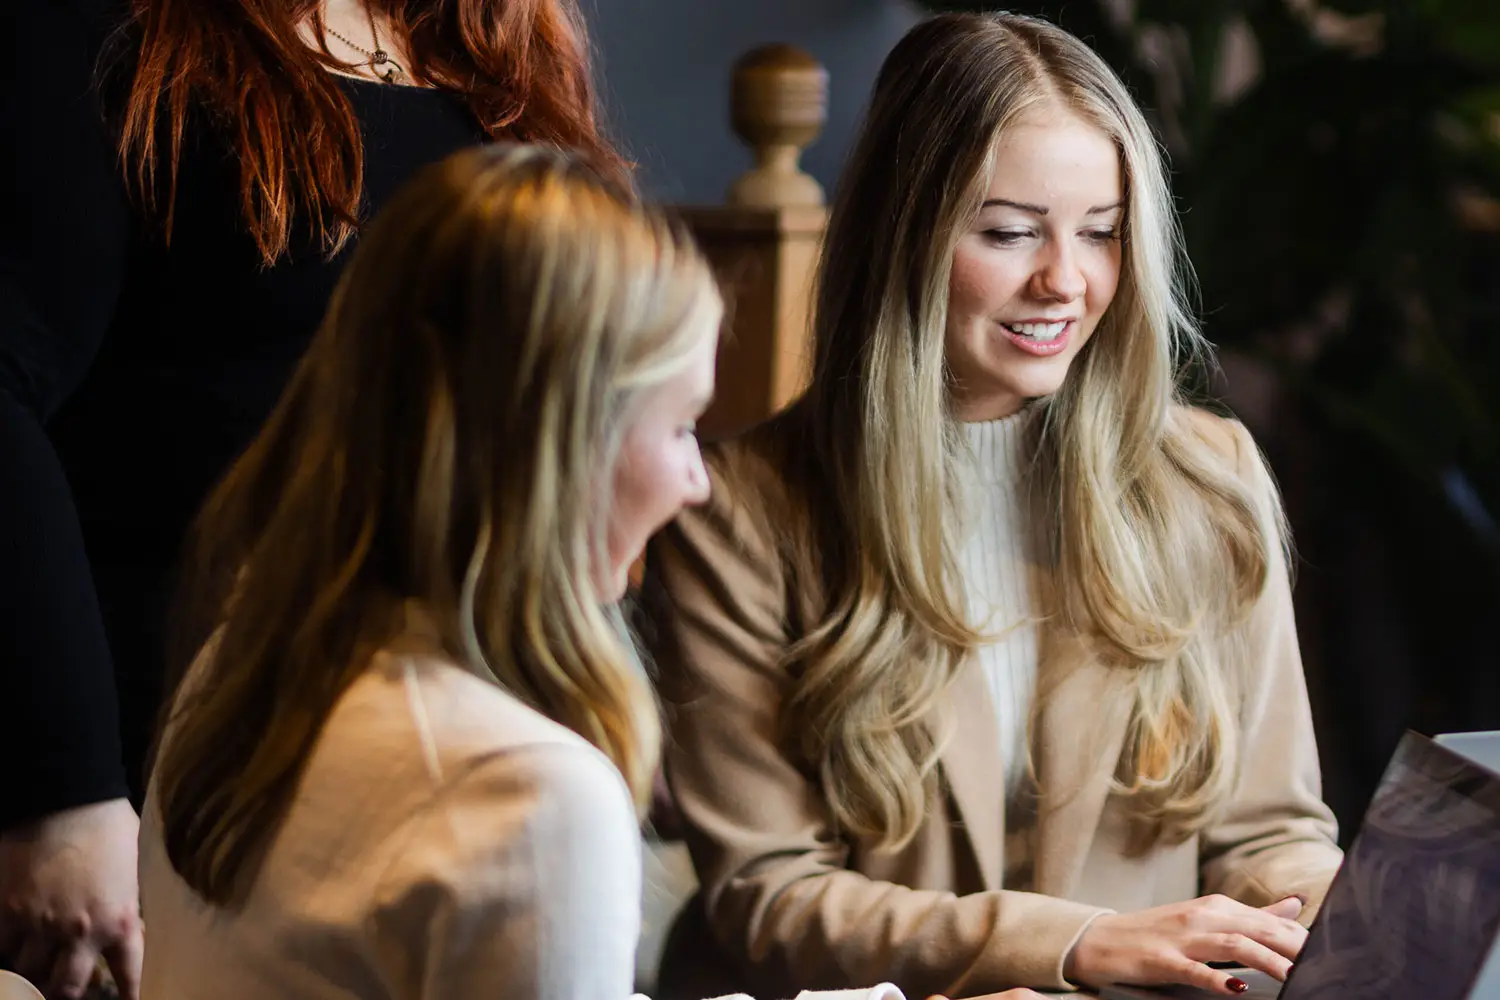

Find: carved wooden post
726;44;828;208
678;44;830;439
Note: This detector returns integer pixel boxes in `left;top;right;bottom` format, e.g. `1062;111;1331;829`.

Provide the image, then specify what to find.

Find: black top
0;0;489;826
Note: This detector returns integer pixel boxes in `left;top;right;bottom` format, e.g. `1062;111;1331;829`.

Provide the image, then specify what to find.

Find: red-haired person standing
0;2;622;995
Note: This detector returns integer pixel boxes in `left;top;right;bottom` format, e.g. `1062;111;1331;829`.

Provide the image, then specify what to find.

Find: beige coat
643;407;1342;1000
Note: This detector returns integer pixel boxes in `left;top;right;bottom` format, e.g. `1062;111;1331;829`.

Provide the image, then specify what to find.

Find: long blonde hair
155;144;720;904
789;12;1278;851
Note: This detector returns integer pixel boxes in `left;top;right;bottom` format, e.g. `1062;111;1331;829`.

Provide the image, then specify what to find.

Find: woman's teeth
1004;321;1068;342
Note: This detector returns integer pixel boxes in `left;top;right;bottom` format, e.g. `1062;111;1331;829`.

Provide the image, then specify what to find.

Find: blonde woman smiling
645;13;1342;1000
136;144;1041;1000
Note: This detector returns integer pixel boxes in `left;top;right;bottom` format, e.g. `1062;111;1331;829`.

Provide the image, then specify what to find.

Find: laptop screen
1284;732;1500;999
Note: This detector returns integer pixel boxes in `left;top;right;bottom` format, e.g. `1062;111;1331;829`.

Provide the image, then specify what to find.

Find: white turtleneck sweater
958;410;1039;807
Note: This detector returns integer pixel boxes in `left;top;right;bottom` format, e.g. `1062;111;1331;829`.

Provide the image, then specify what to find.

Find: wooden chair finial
727;44;828;208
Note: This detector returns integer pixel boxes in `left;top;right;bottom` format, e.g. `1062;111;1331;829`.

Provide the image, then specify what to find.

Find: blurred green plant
916;0;1500;826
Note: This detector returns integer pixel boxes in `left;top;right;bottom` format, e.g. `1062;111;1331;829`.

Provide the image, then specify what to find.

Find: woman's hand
0;799;143;1000
1065;894;1307;996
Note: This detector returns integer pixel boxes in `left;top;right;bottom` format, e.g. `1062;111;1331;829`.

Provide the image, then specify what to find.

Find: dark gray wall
585;0;923;204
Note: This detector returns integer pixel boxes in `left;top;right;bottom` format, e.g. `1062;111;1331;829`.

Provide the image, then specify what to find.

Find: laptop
1102;730;1500;1000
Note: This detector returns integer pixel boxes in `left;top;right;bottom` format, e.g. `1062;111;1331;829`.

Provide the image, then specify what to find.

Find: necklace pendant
372;49;389;65
381;66;398;83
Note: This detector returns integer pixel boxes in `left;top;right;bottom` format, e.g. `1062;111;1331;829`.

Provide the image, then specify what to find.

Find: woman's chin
993;375;1069;407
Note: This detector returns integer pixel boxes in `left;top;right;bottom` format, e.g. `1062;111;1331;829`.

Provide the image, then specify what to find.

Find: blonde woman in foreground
136;145;1017;1000
645;13;1343;1000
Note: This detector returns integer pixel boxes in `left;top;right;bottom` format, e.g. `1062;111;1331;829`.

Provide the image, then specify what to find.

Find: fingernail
1227;977;1250;994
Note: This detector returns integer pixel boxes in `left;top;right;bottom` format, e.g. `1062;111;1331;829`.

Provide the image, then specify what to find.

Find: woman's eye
984;229;1030;247
1083;228;1120;244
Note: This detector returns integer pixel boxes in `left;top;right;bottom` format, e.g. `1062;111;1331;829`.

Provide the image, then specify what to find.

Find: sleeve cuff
1054;909;1115;991
991;898;1116;992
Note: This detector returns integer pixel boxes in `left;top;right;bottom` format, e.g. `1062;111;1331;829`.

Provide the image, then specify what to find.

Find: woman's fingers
1198;893;1305;962
1165;954;1258;996
1238;908;1308;962
47;943;99;999
1188;931;1294;981
101;926;143;1000
1260;895;1305;921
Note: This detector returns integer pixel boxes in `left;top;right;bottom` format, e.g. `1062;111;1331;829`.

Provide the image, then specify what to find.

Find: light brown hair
154;144;720;904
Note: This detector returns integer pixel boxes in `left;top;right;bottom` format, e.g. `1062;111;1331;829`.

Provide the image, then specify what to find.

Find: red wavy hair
117;0;624;265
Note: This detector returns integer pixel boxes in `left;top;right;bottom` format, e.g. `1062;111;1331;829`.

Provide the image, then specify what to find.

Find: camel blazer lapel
934;658;1005;890
1031;631;1134;899
935;565;1135;900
